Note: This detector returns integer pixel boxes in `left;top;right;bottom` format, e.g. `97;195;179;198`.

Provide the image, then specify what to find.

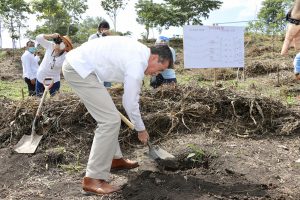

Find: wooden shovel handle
118;111;134;130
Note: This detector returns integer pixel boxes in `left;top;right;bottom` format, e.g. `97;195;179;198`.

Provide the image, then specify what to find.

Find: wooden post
21;88;24;100
214;68;217;86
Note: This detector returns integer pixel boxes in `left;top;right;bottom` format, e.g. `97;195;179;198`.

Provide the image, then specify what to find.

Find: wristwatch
286;10;300;25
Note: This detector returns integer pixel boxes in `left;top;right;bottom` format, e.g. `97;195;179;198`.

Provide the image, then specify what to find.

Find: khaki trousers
62;60;122;180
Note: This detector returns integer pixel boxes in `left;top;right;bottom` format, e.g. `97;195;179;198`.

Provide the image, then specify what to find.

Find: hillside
0;36;300;199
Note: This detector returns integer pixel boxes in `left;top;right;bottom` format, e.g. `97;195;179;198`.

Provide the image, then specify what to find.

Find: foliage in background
30;0;71;34
135;0;165;39
72;16;106;44
26;0;87;40
135;0;222;38
101;0;129;31
61;0;88;35
0;0;31;48
247;0;294;35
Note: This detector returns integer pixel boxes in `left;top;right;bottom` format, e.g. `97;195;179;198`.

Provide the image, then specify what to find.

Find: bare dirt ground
1;40;300;200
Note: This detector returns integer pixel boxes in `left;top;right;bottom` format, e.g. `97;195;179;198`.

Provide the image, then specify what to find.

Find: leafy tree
31;0;70;34
135;0;166;39
101;0;129;31
135;0;222;38
0;0;30;49
31;0;87;37
61;0;88;35
164;0;222;26
247;0;294;35
72;16;106;43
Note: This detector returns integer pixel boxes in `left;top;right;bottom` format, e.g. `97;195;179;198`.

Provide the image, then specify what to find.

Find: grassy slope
0;35;299;106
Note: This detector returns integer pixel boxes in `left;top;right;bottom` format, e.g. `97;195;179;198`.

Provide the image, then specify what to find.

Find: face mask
59;42;66;50
28;47;37;53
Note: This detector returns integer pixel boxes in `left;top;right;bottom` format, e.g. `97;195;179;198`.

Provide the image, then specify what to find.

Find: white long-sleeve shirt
88;32;103;41
36;34;67;83
21;50;39;79
66;36;150;131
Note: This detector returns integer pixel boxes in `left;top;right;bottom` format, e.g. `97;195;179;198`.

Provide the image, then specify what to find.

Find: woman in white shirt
35;33;73;96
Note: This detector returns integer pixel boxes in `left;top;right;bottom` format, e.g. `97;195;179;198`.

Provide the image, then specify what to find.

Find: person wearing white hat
35;33;73;96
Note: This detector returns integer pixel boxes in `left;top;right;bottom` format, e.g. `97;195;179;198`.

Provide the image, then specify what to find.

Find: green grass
0;50;7;59
0;80;27;100
0;72;296;107
0;79;73;100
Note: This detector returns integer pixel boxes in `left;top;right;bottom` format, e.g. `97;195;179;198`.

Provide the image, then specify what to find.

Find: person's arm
123;76;145;131
29;55;37;80
36;33;59;49
22;54;31;78
281;0;300;55
122;68;149;144
292;0;300;19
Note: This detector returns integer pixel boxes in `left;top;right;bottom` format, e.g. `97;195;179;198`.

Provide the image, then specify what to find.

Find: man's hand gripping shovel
119;111;179;169
14;78;54;153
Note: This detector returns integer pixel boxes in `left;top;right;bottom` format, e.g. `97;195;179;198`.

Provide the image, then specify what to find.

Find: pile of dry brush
1;84;300;150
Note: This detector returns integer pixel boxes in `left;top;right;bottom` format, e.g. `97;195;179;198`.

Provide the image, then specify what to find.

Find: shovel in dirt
14;78;54;154
118;111;175;160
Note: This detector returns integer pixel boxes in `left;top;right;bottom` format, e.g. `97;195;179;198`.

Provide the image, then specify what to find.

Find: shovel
14;78;54;154
118;111;175;160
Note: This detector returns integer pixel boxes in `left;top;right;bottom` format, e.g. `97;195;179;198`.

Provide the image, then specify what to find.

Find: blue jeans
104;82;111;88
36;80;60;97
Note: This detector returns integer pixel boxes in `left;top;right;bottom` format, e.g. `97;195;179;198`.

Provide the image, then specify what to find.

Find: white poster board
183;25;244;69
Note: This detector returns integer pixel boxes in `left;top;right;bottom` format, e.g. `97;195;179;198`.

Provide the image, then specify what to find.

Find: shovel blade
14;134;43;154
149;145;175;160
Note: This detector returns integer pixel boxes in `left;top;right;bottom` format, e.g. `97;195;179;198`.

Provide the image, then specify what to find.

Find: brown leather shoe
82;177;120;195
111;158;139;170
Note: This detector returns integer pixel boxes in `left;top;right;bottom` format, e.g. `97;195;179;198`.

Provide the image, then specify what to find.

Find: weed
286;95;297;106
59;163;85;173
187;144;205;162
59;150;84;173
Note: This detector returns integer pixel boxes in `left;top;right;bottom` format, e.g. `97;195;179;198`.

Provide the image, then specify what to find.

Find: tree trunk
113;9;117;31
18;25;21;48
146;26;149;40
0;19;2;49
10;16;15;60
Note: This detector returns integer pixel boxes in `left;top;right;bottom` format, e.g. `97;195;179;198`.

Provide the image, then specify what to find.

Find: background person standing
88;20;112;88
21;40;39;96
88;20;110;40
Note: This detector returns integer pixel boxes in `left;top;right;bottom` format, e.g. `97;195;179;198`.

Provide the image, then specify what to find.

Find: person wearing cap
281;0;300;55
21;40;40;96
150;36;177;88
88;20;112;88
62;36;173;195
35;33;73;96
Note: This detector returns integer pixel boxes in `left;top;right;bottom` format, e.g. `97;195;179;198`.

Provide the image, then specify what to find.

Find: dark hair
98;21;110;29
53;36;63;44
150;45;174;69
26;40;35;47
